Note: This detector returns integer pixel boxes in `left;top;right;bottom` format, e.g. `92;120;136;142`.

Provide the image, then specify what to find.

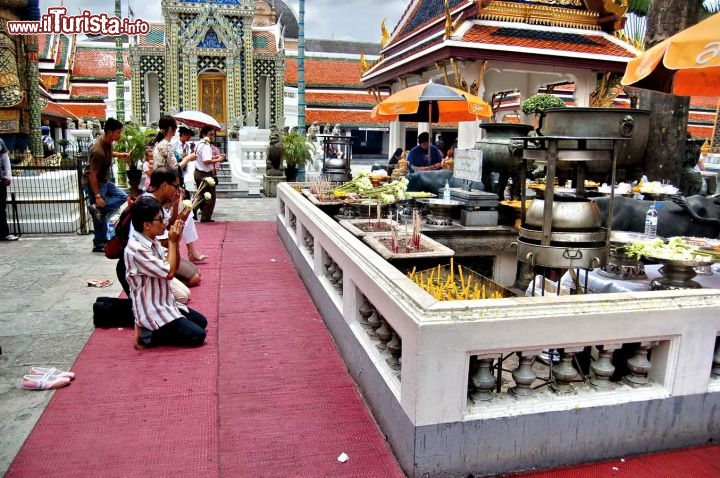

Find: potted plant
521;93;566;134
281;131;316;182
115;123;155;189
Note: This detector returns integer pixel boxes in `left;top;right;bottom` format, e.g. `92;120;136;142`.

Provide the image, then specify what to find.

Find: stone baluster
551;348;582;393
624;341;656;387
590;344;621;388
386;331;402;370
358;295;372;328
470;355;496;402
280;201;285;215
365;305;379;334
375;317;393;351
290;213;296;230
325;259;337;285
510;351;539;396
303;230;314;255
712;337;720;377
332;263;343;294
368;311;383;337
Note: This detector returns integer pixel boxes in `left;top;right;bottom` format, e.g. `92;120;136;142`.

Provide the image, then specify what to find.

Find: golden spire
360;53;369;73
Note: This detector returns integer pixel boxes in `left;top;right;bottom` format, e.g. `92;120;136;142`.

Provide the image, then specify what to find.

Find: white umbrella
173;111;221;130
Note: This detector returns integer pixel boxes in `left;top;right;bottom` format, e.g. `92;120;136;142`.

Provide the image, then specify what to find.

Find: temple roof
56;103;108;120
137;24;165;48
305;92;377;108
42;101;80;120
40;74;69;92
252;31;277;54
305;109;389;127
72;47;131;79
70;85;109;99
363;20;638;85
285;58;365;87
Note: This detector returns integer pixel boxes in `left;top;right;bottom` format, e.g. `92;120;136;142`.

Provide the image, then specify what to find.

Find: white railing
276;183;720;427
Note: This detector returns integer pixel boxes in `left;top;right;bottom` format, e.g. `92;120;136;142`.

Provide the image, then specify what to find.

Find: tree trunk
637;0;703;185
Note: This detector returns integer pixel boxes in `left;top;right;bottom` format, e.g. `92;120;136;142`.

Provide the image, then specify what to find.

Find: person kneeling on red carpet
124;196;207;349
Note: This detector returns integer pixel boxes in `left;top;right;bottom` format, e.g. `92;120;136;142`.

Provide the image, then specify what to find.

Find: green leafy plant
520;94;567;116
281;131;316;168
115;123;156;164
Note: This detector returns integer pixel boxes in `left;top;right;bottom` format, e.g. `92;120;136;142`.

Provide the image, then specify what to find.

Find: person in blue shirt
407;132;443;172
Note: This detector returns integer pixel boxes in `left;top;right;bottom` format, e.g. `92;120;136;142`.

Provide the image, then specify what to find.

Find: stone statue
679;133;703;196
307;121;320;142
245;109;257;127
78;119;86;129
332;124;341;136
266;125;284;176
229;116;241;140
66;117;76;130
323;123;332;135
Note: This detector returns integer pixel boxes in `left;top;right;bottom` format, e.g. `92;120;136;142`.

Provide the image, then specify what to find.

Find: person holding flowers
124;196;208;349
194;125;224;222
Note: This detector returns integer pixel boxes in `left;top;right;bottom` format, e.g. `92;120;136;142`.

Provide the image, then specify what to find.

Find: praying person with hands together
125;196;207;350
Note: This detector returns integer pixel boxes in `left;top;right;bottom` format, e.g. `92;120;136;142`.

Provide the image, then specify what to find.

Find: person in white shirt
193;125;224;222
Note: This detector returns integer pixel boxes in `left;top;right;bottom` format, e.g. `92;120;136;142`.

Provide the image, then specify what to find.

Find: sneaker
92;244;105;253
1;234;19;241
87;204;103;223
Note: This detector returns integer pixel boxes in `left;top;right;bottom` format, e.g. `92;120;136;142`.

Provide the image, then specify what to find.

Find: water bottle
106;220;116;241
443;180;451;202
644;202;658;238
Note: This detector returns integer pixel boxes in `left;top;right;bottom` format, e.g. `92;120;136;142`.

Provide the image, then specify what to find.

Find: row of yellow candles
407;258;504;301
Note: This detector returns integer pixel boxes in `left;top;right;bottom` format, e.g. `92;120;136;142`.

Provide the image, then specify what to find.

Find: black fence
6;141;92;235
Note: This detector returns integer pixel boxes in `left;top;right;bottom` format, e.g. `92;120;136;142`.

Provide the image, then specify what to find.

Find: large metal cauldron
540;107;650;176
475;123;534;198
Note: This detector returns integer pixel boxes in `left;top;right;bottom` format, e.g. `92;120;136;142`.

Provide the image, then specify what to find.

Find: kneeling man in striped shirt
124;196;207;349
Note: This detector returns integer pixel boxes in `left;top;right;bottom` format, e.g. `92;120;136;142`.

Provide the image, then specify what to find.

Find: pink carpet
7;222;405;477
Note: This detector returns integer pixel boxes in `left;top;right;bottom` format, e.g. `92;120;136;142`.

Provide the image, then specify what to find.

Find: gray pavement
0;196;279;476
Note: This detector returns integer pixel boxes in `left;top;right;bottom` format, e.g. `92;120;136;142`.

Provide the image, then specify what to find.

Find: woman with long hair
152;115;208;264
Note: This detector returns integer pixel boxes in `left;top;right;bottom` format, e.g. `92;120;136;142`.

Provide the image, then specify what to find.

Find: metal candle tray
449;189;499;209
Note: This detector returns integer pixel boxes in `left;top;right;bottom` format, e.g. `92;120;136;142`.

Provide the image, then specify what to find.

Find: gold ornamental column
187;54;198;110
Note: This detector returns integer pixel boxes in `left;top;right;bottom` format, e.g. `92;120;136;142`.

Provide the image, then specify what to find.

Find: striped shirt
124;229;184;330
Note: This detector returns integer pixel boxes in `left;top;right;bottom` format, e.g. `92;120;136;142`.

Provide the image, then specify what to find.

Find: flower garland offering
181;177;215;215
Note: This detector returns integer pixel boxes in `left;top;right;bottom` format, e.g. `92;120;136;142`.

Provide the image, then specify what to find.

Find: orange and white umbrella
371;81;492;123
621;12;720;96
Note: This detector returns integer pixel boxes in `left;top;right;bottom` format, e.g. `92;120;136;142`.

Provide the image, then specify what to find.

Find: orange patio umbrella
371;80;492;123
621;12;720;96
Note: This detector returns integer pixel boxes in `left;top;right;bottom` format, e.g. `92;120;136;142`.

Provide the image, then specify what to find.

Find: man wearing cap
407;132;443;172
41;126;56;158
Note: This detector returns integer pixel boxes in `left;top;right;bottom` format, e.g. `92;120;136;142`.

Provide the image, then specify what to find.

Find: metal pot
525;197;601;231
475;122;534;196
540;107;650;175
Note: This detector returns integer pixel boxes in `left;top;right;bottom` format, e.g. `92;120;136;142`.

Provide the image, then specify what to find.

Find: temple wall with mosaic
127;0;285;130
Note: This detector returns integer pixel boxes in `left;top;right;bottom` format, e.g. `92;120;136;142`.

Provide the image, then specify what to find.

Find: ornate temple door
198;73;226;127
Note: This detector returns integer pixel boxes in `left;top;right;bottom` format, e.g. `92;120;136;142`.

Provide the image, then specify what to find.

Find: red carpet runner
7;222;405;477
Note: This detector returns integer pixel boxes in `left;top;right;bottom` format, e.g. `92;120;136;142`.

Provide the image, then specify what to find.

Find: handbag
93;297;134;328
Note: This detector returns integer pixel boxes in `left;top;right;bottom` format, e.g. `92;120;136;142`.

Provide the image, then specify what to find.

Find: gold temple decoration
700;140;711;155
601;0;628;31
360;53;369;73
436;61;451;87
589;72;622;107
477;1;602;30
380;19;390;48
443;0;465;39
